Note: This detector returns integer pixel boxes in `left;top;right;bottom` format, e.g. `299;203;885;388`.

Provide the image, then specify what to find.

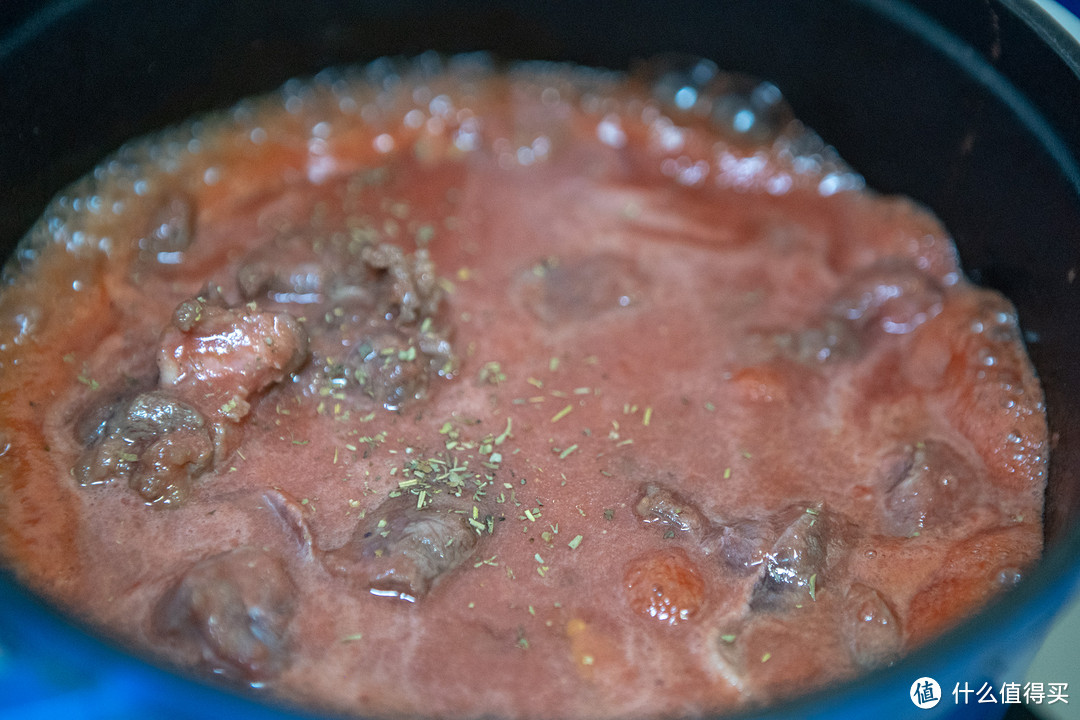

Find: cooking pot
1;1;1079;718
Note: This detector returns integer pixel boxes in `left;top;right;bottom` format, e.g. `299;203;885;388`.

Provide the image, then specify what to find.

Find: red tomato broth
0;59;1047;718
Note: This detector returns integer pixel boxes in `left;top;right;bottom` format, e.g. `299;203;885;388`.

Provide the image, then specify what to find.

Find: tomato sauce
0;57;1048;718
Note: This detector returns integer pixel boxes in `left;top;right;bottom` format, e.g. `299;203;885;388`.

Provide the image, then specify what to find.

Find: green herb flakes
551;404;574;423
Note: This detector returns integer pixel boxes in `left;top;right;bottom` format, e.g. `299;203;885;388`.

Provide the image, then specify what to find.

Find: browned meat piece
515;253;644;324
74;391;213;506
240;238;456;411
159;299;309;411
880;439;979;537
237;238;441;323
707;519;775;575
634;485;777;575
357;243;441;324
342;327;446;411
129;428;214;506
634;484;769;574
750;503;836;611
632;486;850;605
153;547;297;682
307;315;454;411
842;583;902;669
746;263;942;368
634;484;706;534
323;494;482;602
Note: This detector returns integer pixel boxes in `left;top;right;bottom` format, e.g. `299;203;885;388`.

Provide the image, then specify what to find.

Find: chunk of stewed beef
159;299;309;417
842;583;902;669
153;547;298;682
708;519;775;575
323;494;482;601
129;428;215;506
74;391;213;506
634;484;707;535
158;299;308;461
237;239;442;324
357;242;441;324
339;326;451;411
880;439;979;537
634;485;804;577
243;238;456;411
749;503;833;611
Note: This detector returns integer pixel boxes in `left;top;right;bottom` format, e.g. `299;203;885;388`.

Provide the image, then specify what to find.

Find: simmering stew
0;58;1048;718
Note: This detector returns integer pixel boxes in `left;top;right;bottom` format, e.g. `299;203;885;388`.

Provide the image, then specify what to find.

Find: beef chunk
880;439;979;537
748;263;943;367
634;484;706;534
708;519;775;575
633;492;850;612
842;583;902;669
243;239;457;411
309;317;454;412
634;486;780;576
129;429;215;506
356;242;441;324
238;238;441;323
323;494;481;601
159;299;309;413
634;485;773;575
159;299;308;461
340;327;448;410
750;503;832;611
74;391;213;506
154;547;297;682
71;297;308;506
